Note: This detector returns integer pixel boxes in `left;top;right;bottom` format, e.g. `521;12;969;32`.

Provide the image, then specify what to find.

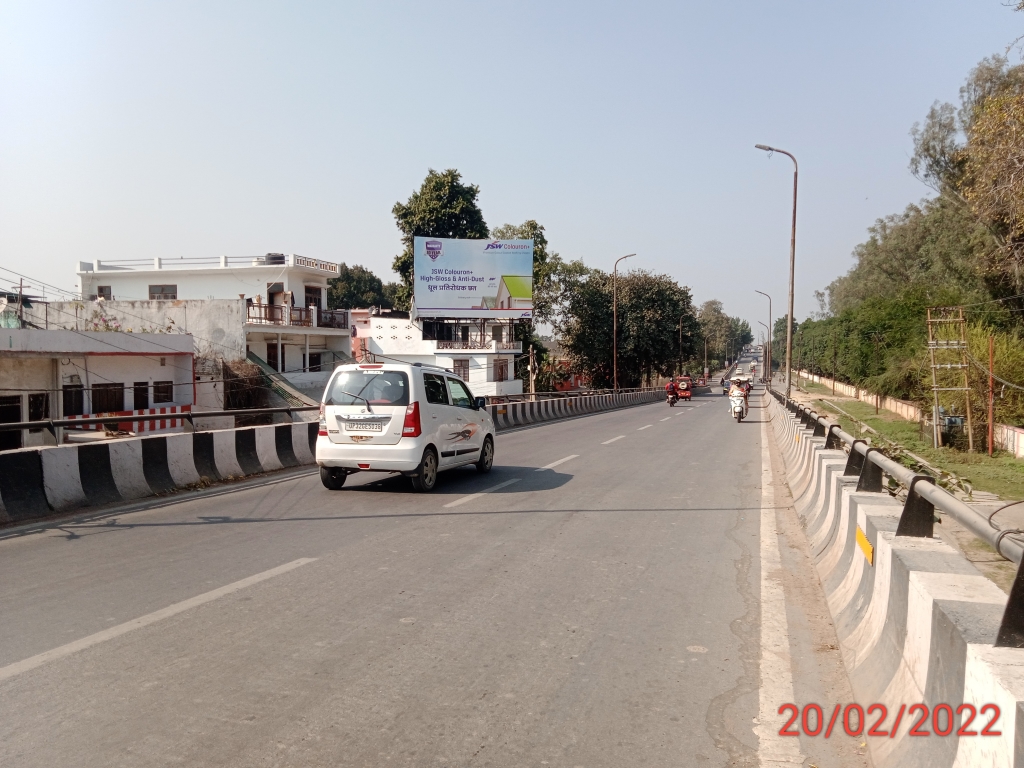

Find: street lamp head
755;144;773;152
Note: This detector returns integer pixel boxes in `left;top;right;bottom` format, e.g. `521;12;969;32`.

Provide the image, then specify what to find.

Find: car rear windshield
326;370;410;406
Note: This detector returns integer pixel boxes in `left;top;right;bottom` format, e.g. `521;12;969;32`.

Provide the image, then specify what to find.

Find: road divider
0;389;664;526
766;390;1024;767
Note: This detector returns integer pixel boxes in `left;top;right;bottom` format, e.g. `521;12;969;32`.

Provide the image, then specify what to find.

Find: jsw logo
484;242;504;250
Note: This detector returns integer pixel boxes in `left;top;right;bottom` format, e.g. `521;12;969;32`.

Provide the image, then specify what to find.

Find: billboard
413;237;534;319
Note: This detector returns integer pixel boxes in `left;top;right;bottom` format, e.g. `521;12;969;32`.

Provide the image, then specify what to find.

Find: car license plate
345;422;383;432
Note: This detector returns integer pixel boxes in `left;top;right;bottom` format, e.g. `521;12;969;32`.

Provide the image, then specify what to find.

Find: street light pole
612;253;635;392
758;321;771;389
755;290;772;388
755;144;798;399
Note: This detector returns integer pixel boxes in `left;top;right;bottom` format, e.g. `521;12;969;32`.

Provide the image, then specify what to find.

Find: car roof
333;362;467;383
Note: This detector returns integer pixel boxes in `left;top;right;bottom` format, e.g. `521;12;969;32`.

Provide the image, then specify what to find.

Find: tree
391;169;489;310
558;269;698;388
327;263;396;310
963;90;1024;282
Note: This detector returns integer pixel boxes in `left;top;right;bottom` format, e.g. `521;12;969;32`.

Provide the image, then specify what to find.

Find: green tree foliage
391;169;489;311
557;269;698;388
909;56;1024;290
327;263;399;310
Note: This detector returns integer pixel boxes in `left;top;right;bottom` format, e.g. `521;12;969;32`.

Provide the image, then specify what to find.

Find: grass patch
813;397;1024;500
797;379;834;396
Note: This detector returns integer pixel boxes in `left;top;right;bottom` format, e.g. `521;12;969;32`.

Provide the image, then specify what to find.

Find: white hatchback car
316;362;496;492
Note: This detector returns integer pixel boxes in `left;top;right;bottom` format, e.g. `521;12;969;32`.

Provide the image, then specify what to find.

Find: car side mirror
474;397;487;410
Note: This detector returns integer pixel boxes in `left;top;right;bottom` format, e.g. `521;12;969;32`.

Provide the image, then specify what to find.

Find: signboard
414;237;533;319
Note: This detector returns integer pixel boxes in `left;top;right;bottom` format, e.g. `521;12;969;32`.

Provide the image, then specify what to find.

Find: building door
92;383;125;414
445;377;482;462
133;382;150;411
0;395;22;451
266;343;279;371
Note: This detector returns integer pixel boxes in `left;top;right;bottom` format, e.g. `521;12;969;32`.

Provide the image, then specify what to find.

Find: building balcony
246;304;349;330
432;337;522;354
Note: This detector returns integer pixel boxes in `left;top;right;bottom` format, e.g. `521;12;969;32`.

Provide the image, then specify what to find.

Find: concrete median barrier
1;392;663;525
766;391;1024;767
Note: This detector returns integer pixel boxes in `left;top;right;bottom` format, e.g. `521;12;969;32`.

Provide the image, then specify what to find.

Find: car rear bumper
315;435;423;472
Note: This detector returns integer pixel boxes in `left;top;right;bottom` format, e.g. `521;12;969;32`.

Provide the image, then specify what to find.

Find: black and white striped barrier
487;389;662;430
0;423;318;524
767;393;1024;767
0;390;667;524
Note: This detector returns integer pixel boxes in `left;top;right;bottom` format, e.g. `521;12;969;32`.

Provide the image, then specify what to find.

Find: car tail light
402;401;421;437
318;402;328;436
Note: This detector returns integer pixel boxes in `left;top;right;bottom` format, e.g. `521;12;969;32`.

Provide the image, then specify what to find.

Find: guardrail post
844;439;868;476
856;448;884;492
825;424;842;449
995;560;1024;647
812;418;826;438
895;476;935;538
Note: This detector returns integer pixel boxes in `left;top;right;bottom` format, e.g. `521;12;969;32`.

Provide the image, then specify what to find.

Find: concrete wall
768;392;1024;767
24;300;247;362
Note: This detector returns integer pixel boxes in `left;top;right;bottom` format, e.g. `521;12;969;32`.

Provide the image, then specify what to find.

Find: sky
0;0;1019;337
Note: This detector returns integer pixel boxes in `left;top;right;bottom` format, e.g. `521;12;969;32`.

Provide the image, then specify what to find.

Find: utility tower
927;306;974;450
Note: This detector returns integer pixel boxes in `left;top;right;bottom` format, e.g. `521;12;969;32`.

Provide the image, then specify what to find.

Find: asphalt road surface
0;377;868;767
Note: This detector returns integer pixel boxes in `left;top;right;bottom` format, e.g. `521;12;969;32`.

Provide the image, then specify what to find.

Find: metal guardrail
770;388;1024;646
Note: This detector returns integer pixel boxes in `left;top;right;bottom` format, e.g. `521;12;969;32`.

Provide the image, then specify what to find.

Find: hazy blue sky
0;1;1019;333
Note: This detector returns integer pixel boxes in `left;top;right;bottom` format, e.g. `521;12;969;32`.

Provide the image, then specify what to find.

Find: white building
69;254;352;394
0;328;196;450
350;310;523;397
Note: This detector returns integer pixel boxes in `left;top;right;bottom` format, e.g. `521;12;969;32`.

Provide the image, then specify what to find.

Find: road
0;379;867;767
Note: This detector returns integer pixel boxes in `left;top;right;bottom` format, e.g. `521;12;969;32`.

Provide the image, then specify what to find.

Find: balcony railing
432;337;522;353
247;304;348;330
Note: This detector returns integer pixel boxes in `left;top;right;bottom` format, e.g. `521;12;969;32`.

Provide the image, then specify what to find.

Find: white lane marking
443;478;520;508
536;455;579;471
756;414;806;765
0;558;317;684
637;425;652;431
660;417;671;422
601;435;625;444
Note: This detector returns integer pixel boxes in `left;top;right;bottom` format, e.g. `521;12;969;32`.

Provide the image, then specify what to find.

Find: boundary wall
0;389;664;524
767;391;1024;767
792;369;1024;460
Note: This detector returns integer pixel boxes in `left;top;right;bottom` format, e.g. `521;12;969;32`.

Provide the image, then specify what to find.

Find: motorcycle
729;393;747;422
667;390;679;407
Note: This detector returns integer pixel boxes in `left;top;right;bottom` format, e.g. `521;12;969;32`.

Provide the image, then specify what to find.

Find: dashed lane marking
637;425;653;430
0;557;318;683
601;435;625;444
443;478;521;508
536;455;579;471
660;417;672;422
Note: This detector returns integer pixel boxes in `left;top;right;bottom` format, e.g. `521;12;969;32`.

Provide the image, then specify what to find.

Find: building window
493;358;509;382
460;325;469;343
0;395;21;451
454;359;469;380
133;382;150;410
491;325;503;343
28;392;49;432
63;385;84;417
149;285;177;300
97;286;112;300
304;286;322;310
153;381;174;404
92;383;125;413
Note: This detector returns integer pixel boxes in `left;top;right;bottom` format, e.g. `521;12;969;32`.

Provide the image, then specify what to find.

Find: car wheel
476;436;494;474
320;466;347;490
410;447;438;492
